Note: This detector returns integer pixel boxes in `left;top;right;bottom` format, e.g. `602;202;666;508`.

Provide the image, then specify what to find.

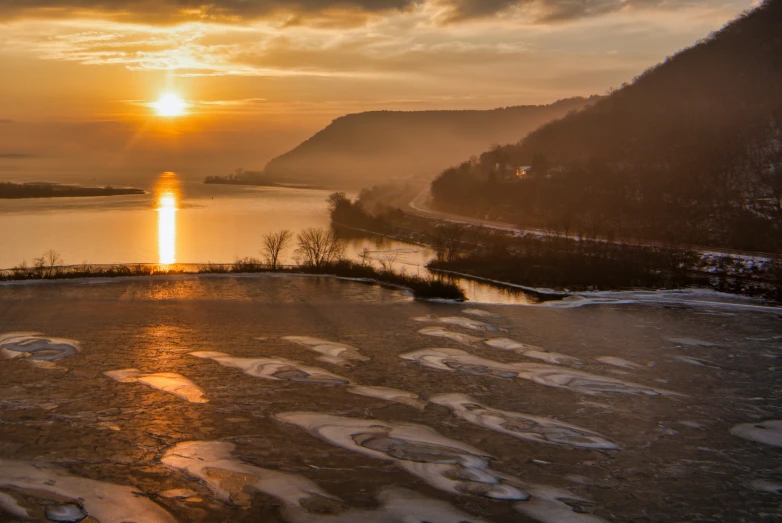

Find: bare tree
295;228;345;268
377;253;398;273
261;229;291;270
432;224;467;263
43;249;62;271
358;247;372;266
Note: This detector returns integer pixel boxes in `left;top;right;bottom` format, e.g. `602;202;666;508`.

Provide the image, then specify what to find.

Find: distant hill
431;0;782;252
263;98;597;188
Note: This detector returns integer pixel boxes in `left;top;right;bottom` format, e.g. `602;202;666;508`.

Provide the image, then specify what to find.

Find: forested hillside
431;0;782;252
263;98;596;188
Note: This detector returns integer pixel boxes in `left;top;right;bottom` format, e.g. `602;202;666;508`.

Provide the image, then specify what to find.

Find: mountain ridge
430;0;782;252
263;97;598;188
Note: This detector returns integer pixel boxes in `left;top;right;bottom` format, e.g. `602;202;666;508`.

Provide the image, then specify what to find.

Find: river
0;172;539;304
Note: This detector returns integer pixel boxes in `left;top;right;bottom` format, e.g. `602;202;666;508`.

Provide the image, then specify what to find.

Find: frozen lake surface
0;275;780;522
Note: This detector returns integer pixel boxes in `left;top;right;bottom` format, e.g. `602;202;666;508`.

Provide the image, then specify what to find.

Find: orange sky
0;0;757;183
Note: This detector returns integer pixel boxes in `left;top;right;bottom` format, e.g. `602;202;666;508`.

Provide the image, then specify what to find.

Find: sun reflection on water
155;172;180;266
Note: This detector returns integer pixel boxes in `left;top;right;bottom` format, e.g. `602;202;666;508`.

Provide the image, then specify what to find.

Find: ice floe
595;357;642;369
430;393;619;449
162;441;486;522
274;412;529;501
730;420;782;447
400;348;675;396
484;338;581;365
0;332;80;361
461;309;500;318
281;336;369;366
0;459;177;523
191;351;425;408
418;327;481;345
104;369;208;403
190;352;351;385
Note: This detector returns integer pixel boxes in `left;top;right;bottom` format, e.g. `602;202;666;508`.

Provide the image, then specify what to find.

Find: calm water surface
0;172;535;304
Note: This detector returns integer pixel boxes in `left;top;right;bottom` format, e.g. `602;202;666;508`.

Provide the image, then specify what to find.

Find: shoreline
0;262;466;301
2;270;779;311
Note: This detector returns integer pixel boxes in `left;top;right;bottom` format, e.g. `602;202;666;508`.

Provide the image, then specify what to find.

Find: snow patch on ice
0;332;80;361
413;316;498;332
162;441;488;522
665;337;715;347
461;309;500;318
430;393;619;449
0;459;177;523
749;479;782;495
190;352;351;385
104;369;208;403
347;385;427;409
162;440;337;508
0;491;29;519
484;338;581;365
418;327;481;345
596;357;642;370
730;420;782;447
274;412;529;501
281;336;369;366
401;348;677;396
191;351;425;408
514;484;608;523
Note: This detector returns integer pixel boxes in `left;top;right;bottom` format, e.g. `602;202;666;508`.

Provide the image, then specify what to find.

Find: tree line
431;0;782;252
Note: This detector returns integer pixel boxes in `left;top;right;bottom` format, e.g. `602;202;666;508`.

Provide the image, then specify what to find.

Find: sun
153;93;187;117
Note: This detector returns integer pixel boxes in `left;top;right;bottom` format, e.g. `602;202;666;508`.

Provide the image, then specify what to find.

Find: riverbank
0;182;144;199
330;193;782;303
0;260;465;301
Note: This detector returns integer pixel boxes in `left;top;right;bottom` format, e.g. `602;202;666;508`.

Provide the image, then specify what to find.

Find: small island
204;168;277;187
0;182;145;199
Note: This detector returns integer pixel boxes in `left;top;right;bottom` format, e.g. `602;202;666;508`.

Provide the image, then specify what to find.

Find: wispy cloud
0;152;35;158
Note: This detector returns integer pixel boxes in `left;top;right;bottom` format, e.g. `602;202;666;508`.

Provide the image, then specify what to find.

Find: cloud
0;0;711;25
0;153;35;158
437;0;690;23
0;0;419;25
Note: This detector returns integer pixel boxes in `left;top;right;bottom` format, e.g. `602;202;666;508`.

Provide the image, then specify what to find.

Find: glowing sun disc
154;93;187;117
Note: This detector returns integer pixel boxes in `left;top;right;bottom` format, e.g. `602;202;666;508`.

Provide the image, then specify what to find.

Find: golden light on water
155;172;180;266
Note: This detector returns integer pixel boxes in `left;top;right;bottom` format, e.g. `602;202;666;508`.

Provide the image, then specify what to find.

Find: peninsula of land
0;182;144;199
